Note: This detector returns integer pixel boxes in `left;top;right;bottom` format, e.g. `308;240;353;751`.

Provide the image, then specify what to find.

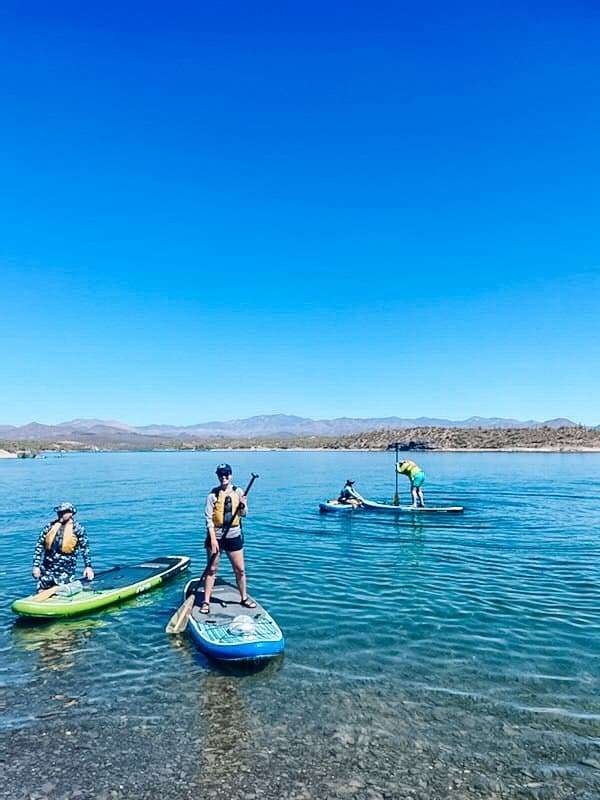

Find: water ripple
1;451;600;798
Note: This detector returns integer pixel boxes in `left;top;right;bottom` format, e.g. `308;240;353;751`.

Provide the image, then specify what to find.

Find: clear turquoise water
1;451;600;800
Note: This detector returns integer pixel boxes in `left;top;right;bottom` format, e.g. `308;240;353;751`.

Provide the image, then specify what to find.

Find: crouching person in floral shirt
32;503;94;591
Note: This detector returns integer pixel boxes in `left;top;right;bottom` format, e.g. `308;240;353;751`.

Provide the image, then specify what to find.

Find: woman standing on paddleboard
202;464;257;615
31;503;95;590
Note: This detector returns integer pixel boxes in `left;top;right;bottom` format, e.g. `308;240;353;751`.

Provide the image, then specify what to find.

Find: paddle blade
31;585;60;602
392;493;400;506
165;594;195;635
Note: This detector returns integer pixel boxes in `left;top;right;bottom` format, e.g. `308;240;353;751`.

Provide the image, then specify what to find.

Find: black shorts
205;533;244;553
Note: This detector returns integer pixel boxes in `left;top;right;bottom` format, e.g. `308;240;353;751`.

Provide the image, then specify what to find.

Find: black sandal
240;597;257;609
199;601;210;614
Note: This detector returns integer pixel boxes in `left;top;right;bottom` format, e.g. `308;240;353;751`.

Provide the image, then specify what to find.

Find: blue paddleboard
184;578;284;662
360;497;464;513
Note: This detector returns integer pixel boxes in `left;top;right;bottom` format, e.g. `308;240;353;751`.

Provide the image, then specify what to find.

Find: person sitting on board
31;503;95;591
337;479;362;506
201;463;257;615
396;460;426;507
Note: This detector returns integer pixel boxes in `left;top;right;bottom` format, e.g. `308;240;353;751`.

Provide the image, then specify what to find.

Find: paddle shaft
393;443;399;505
200;473;259;583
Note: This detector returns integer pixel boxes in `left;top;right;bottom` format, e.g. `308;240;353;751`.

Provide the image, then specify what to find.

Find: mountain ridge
0;414;581;441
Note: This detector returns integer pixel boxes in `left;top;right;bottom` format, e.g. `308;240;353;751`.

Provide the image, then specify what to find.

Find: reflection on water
1;451;600;799
12;616;106;672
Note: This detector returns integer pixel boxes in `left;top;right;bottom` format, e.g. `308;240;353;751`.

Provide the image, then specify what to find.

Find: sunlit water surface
1;451;599;800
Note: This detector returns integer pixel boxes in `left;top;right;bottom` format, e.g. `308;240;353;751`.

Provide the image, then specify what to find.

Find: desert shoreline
3;446;600;457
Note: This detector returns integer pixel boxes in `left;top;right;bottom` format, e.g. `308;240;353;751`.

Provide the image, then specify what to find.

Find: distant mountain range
0;414;581;441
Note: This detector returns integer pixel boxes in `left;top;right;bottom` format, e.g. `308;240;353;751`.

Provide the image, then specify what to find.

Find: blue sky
1;2;599;425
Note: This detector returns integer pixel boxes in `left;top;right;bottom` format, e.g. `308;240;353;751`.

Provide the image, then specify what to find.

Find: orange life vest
44;519;78;554
211;487;242;529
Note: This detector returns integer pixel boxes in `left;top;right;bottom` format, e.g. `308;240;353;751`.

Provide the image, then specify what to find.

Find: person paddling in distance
202;463;257;615
396;460;426;507
32;503;94;591
337;479;362;507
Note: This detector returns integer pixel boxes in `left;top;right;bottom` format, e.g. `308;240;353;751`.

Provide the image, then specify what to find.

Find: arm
348;486;364;502
205;492;217;534
33;525;50;568
76;524;93;568
204;493;219;555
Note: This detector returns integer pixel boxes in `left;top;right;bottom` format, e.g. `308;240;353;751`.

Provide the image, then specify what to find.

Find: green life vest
397;460;421;480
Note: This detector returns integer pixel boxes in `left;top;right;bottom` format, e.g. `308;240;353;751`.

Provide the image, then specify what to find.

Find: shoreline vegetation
2;425;600;456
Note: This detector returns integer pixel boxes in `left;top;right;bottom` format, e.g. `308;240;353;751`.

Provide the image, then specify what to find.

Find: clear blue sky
1;2;599;425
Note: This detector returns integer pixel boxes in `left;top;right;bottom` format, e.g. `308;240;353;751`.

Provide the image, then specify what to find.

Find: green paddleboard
11;555;190;619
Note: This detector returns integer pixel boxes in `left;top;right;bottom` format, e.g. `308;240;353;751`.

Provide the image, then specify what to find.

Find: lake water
1;451;599;800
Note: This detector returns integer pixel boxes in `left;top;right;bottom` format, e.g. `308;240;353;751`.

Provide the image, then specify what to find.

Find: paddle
32;584;62;602
165;593;195;634
389;442;400;505
165;473;259;635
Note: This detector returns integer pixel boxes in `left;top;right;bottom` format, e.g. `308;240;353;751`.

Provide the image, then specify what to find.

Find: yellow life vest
44;519;78;554
211;487;242;529
397;460;421;479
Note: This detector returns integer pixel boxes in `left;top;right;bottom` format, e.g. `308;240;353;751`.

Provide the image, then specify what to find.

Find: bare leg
411;486;418;507
203;550;221;604
227;549;248;601
417;488;425;507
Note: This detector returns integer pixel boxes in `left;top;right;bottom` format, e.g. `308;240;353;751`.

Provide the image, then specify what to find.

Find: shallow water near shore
1;450;600;800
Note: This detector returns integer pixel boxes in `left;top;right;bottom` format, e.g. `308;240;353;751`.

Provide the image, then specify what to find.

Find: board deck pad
86;559;182;592
189;579;264;624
